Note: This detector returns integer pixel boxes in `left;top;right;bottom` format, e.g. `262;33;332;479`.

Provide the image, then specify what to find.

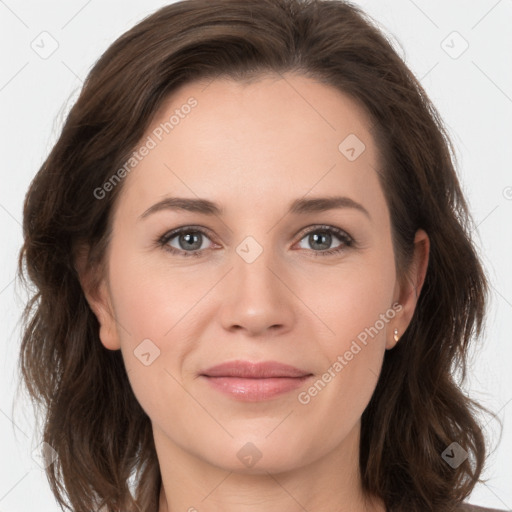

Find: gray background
0;0;511;510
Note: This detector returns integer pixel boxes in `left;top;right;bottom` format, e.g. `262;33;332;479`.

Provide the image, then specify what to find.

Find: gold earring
393;328;399;342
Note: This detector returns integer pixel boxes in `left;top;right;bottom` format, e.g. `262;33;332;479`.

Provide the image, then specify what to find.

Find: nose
218;241;296;337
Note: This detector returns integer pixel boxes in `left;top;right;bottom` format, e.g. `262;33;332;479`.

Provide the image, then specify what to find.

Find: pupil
181;232;201;250
311;232;331;250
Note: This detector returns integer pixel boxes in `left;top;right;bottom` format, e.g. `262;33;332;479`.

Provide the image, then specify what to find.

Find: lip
200;360;311;378
199;360;313;401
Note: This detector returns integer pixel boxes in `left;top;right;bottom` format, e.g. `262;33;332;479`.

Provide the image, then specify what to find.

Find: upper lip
200;360;312;378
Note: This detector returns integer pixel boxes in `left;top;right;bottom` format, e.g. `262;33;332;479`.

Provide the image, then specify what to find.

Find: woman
17;0;504;511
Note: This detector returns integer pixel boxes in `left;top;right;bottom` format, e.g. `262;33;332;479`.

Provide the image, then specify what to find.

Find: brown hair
17;0;493;511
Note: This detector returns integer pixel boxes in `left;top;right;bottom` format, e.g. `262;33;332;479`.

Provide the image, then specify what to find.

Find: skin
81;73;429;512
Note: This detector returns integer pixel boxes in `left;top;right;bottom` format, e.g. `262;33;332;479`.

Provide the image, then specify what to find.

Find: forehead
115;73;384;220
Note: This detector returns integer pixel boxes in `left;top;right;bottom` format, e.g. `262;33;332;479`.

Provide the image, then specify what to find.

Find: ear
74;245;121;351
387;229;430;350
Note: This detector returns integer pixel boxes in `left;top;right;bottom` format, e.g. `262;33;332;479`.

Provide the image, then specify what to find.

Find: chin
200;436;312;475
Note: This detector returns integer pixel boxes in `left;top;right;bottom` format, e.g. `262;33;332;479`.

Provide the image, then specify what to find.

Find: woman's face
87;73;428;474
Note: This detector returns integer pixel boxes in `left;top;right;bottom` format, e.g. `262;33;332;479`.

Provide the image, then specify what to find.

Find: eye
295;225;354;257
158;226;215;257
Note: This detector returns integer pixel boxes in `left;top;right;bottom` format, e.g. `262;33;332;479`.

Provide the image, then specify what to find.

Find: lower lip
201;375;312;401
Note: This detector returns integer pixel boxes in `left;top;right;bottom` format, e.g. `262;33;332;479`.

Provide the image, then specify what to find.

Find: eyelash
156;225;355;258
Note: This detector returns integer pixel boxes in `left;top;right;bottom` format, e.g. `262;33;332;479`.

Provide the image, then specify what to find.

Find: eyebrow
139;195;371;220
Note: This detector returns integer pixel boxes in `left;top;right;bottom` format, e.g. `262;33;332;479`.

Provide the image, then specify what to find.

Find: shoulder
456;503;509;512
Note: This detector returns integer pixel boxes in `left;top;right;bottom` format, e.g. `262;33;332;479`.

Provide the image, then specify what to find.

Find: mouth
199;360;313;401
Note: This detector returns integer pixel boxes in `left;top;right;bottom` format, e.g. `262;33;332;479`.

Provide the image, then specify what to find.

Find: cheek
297;273;394;439
306;251;396;347
303;250;396;403
105;239;204;404
107;252;200;426
107;241;200;338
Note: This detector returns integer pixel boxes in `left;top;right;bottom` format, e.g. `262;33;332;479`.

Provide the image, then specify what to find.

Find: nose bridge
233;233;282;299
219;233;294;334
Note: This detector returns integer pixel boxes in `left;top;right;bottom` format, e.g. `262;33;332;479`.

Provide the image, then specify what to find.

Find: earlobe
86;280;121;351
387;229;430;350
386;325;401;350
